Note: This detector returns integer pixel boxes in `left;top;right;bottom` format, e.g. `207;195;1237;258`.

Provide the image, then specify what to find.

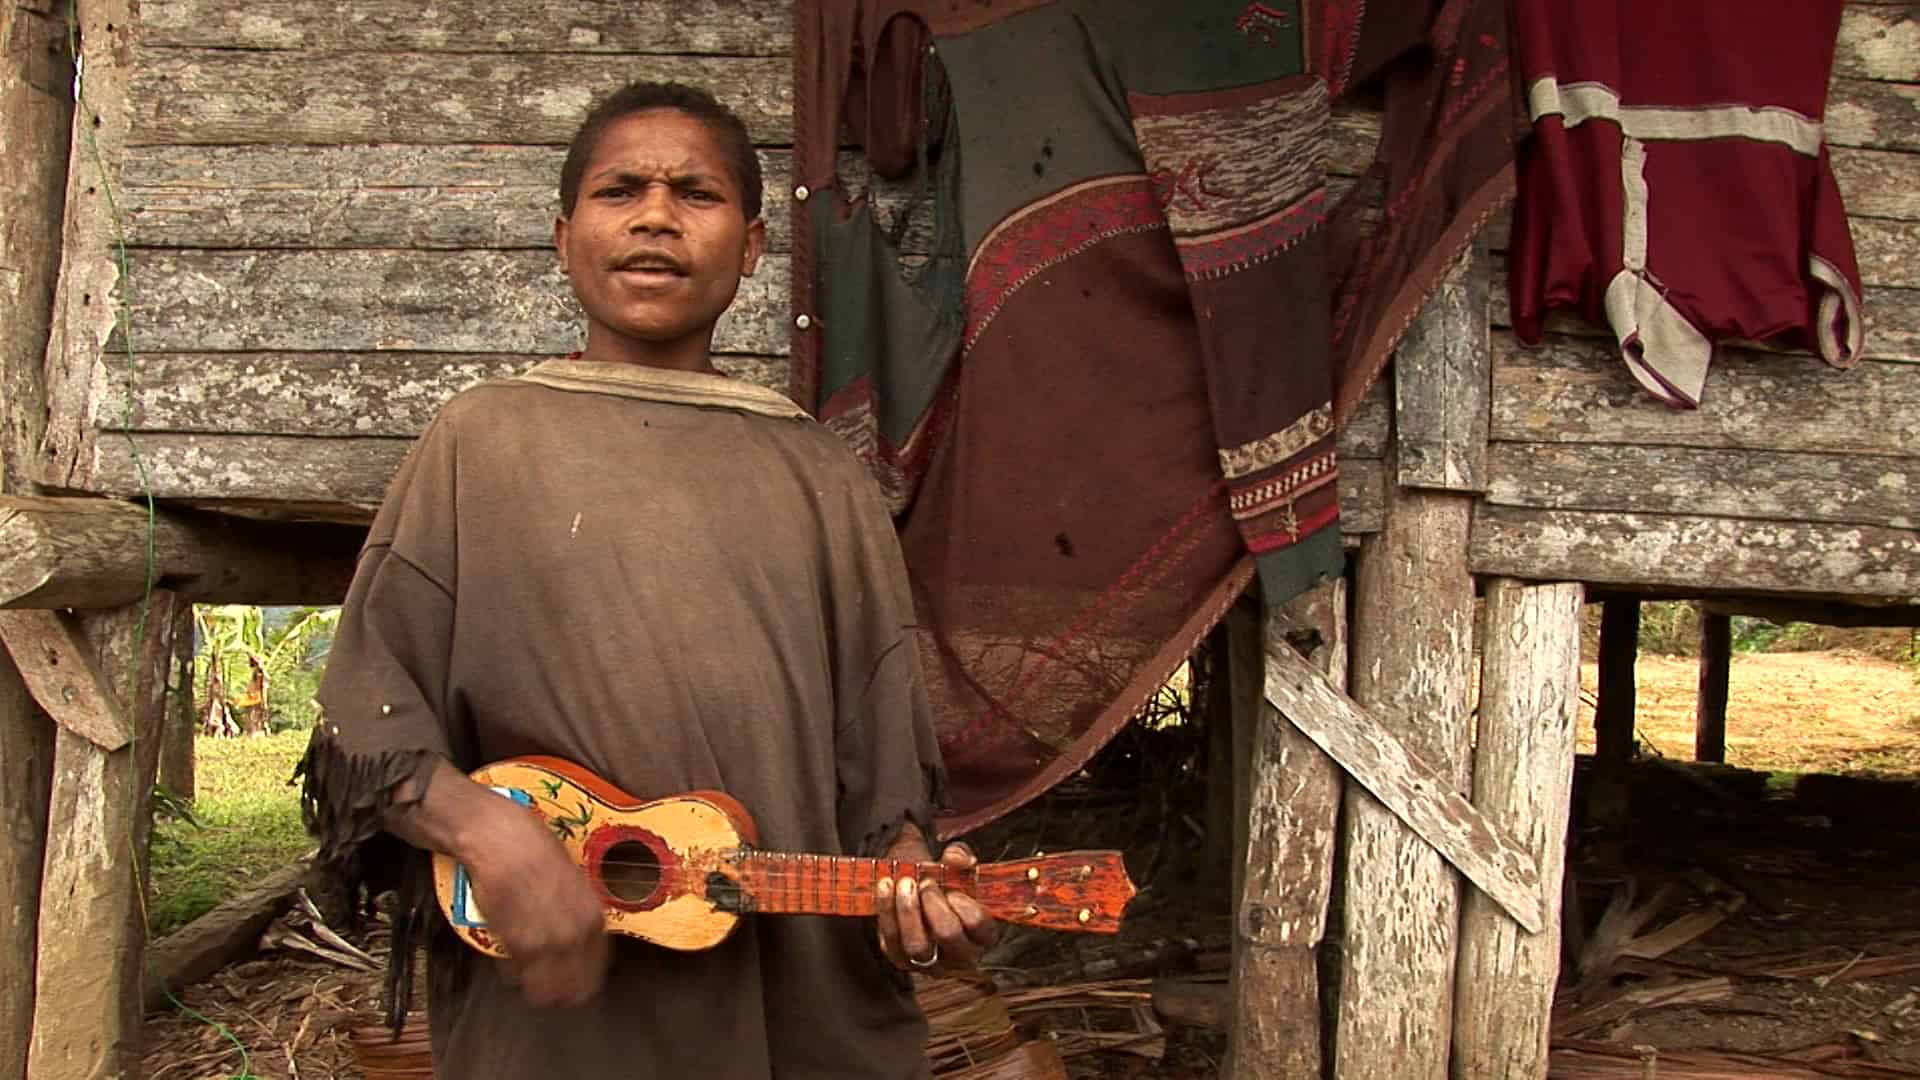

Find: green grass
148;729;313;937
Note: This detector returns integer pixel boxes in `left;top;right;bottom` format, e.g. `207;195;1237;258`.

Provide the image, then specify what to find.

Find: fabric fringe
292;725;439;1033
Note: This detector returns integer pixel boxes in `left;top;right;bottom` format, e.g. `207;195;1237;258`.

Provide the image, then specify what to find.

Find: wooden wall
38;0;1920;600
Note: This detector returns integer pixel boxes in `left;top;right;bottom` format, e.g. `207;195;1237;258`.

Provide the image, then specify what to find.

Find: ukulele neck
732;853;973;917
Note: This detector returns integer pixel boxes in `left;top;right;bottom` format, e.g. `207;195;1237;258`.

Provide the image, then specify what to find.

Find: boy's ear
553;215;572;274
741;217;767;277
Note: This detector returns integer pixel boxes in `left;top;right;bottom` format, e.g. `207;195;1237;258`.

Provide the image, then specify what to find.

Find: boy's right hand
389;758;610;1008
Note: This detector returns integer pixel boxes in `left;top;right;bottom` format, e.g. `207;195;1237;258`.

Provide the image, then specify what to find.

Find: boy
301;82;992;1078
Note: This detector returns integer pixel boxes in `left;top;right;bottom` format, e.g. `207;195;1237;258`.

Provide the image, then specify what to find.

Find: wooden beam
1228;582;1346;1080
158;603;196;801
1452;580;1582;1079
1393;247;1489;492
1470;507;1920;600
1264;638;1545;936
28;592;184;1080
1594;599;1640;767
0;496;362;608
0;610;133;751
1696;612;1732;764
1701;596;1920;628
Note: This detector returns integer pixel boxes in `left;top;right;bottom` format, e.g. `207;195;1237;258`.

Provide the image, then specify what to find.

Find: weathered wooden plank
1468;507;1920;598
1485;443;1920;530
1835;4;1920;83
1831;146;1920;221
80;422;1386;529
1451;580;1581;1080
90;433;412;508
130;50;792;146
139;0;791;54
1701;595;1920;627
0;496;362;607
159;608;194;800
1227;585;1346;1080
0;0;72;494
0;647;53;1080
37;0;134;493
1826;78;1920;153
1851;217;1920;289
1338;378;1391;457
1489;333;1920;456
28;594;183;1080
1265;641;1544;935
0;609;132;750
121;146;901;254
1394;248;1489;492
104;351;787;437
120;249;790;356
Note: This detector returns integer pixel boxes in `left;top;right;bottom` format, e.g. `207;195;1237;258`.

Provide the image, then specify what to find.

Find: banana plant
193;605;341;736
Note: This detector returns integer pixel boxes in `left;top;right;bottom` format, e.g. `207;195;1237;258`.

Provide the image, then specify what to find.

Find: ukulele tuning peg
1027;867;1039;881
1077;909;1092;925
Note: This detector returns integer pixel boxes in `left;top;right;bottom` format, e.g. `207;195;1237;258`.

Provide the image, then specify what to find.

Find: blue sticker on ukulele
448;786;533;929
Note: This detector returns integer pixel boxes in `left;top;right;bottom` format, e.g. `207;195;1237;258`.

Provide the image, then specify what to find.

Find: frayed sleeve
297;416;464;896
827;456;946;858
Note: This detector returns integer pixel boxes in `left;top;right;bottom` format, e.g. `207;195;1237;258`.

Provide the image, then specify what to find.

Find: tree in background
193;605;339;736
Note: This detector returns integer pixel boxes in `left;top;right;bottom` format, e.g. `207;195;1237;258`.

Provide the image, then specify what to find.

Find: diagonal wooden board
0;608;131;751
1263;640;1547;933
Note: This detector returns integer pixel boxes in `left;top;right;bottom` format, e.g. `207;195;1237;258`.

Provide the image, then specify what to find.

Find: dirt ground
142;647;1920;1079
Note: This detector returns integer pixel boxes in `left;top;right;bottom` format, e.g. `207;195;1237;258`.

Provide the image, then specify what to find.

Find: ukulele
432;756;1137;957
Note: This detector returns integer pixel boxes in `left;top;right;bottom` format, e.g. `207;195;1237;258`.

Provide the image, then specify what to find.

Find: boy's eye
593;185;629;199
685;188;722;203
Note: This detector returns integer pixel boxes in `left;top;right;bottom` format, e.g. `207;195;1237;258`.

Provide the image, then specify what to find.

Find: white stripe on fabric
1527;76;1823;156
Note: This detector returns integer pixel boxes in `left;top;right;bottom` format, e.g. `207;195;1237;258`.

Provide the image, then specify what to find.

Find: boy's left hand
874;828;999;974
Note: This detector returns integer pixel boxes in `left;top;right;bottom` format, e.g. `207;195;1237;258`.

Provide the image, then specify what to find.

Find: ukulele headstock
972;850;1135;934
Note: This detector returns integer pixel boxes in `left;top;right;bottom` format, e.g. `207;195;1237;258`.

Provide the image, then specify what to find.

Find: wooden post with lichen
1451;580;1582;1078
1226;581;1346;1079
0;0;76;1074
1334;249;1486;1078
1695;611;1732;763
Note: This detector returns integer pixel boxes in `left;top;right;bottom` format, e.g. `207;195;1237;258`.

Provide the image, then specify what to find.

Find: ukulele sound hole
599;840;662;903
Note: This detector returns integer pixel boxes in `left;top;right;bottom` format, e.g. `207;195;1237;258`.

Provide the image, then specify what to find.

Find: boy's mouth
612;252;689;277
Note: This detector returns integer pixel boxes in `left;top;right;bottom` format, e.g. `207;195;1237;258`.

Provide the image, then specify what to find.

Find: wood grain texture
1225;584;1346;1080
1393;249;1489;492
0;495;361;607
1485;443;1920;530
130;49;792;146
0;645;53;1080
138;0;791;54
1451;580;1581;1080
1834;4;1920;83
120;146;903;254
1489;334;1920;456
1265;638;1547;936
28;594;183;1080
0;0;72;493
1469;506;1920;598
0;609;132;750
120;248;789;356
37;0;135;493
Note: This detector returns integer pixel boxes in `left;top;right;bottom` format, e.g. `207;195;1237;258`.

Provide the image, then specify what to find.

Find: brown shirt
309;360;941;1078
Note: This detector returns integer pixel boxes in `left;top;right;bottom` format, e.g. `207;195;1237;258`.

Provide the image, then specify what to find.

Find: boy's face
554;109;765;365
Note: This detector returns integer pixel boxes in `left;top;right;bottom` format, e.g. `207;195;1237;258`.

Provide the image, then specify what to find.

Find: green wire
65;5;258;1077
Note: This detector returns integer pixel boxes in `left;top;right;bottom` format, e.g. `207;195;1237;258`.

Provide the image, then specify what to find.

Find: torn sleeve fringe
292;726;442;1033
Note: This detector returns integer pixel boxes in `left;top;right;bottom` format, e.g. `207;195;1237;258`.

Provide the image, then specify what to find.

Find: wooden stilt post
0;650;54;1080
1226;580;1347;1079
1695;611;1732;763
1594;599;1640;765
159;606;197;802
1452;580;1582;1078
1202;616;1240;899
1334;248;1487;1078
0;0;76;1072
25;594;185;1080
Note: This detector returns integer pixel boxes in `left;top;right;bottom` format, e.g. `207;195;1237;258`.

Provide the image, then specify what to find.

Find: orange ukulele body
431;757;1136;958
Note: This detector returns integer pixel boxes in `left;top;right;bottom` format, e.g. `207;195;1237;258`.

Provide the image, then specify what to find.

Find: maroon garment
1508;0;1866;408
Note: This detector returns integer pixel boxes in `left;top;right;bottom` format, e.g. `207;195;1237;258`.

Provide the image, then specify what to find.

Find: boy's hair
558;82;763;220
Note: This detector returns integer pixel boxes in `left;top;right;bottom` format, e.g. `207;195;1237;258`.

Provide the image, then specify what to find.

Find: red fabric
1508;0;1865;407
